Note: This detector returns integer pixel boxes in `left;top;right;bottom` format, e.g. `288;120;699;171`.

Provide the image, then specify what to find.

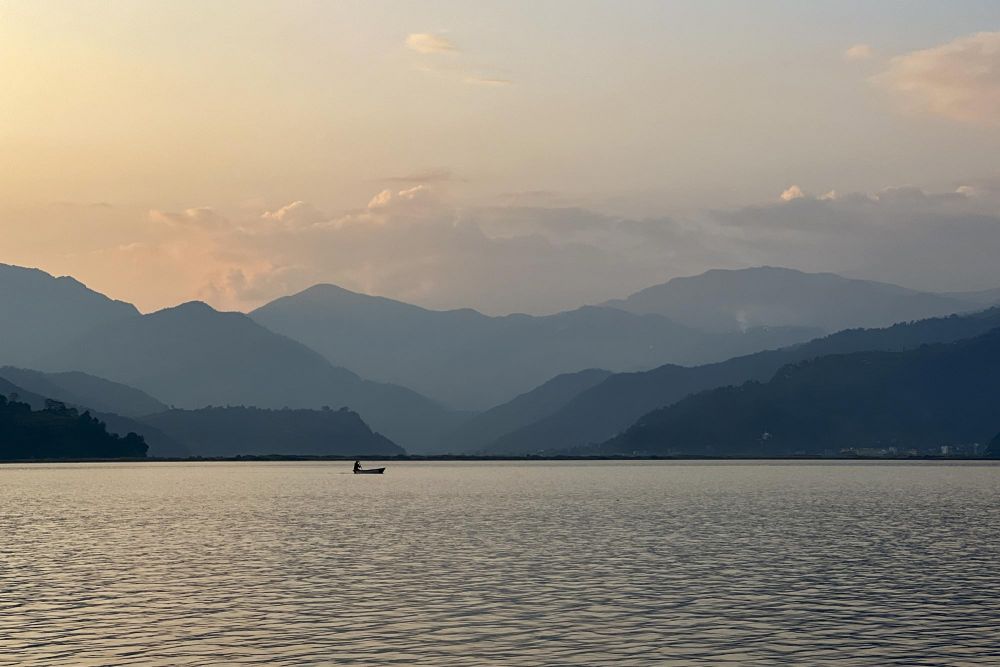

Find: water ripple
1;461;998;665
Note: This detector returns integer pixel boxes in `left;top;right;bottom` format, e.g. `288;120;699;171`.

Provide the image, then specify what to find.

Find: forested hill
139;406;403;457
0;396;147;460
479;307;1000;455
600;328;1000;457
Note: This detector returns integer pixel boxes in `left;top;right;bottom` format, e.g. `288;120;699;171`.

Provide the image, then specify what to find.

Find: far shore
1;454;998;464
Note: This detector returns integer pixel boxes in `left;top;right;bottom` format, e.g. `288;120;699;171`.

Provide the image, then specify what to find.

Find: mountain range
251;284;818;410
462;307;1000;454
3;261;998;458
0;370;404;458
602;328;1000;456
603;266;977;333
32;301;463;453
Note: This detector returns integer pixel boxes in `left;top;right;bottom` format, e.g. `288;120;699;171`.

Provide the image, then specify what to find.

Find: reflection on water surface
1;461;998;665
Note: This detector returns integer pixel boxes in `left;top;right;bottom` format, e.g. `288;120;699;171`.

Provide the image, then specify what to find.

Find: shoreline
1;454;998;464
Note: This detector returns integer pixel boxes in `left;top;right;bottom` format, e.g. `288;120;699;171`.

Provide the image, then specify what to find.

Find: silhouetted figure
354;459;362;472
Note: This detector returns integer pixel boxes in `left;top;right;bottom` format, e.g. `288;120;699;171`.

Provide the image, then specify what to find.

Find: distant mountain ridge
604;266;976;333
0;369;188;457
0;368;390;458
601;328;1000;456
35;301;463;453
942;286;1000;306
3;261;995;457
0;383;147;460
474;307;1000;455
0;264;138;367
251;283;820;410
0;367;168;417
438;368;613;453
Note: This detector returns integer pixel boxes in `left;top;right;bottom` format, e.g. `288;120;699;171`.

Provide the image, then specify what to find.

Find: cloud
20;180;1000;316
779;185;806;202
261;201;326;228
149;207;229;229
406;33;458;55
703;183;1000;292
365;185;440;212
876;31;1000;125
405;31;511;86
844;44;875;61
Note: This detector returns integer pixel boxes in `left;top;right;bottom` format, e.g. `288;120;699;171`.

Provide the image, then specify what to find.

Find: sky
2;1;1000;314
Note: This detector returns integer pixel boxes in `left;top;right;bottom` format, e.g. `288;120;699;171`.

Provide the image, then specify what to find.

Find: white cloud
779;185;806;202
261;201;326;228
405;32;511;86
877;31;1000;125
405;33;458;55
365;185;440;214
844;44;875;61
21;181;1000;315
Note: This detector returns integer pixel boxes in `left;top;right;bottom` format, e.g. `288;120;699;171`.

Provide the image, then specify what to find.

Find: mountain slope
0;377;47;407
483;307;1000;454
36;301;460;453
602;329;1000;455
605;266;975;333
252;283;819;410
140;406;403;457
942;287;1000;306
89;411;189;458
0;264;139;367
438;368;613;453
0;367;167;417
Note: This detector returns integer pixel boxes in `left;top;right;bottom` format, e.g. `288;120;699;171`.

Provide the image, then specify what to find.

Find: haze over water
1;461;998;665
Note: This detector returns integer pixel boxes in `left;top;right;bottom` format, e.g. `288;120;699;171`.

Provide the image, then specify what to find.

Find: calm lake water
1;461;999;666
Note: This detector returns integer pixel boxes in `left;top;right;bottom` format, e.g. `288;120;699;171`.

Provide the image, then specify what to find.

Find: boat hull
353;468;385;474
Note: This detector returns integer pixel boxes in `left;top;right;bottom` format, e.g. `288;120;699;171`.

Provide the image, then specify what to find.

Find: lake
1;461;999;665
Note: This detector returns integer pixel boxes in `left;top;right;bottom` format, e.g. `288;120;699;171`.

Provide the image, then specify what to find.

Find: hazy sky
3;1;1000;313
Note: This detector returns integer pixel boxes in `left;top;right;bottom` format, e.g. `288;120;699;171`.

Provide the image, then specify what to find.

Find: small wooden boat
353;467;385;474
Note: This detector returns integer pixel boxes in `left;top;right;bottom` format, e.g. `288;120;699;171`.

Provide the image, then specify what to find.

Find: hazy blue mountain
36;301;463;453
0;395;147;460
91;411;189;458
438;368;613;453
941;287;1000;306
0;377;46;406
481;308;1000;454
0;367;167;417
140;406;403;457
601;328;1000;456
0;264;139;367
252;283;819;410
604;266;976;333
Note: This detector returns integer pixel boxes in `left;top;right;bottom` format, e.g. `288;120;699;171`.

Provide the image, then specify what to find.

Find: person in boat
353;460;362;473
